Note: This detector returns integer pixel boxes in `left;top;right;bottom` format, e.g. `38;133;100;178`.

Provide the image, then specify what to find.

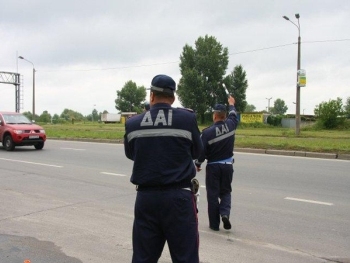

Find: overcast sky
1;0;349;116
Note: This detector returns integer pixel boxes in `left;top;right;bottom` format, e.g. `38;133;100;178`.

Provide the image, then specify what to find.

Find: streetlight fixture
283;13;301;135
18;56;36;121
266;97;272;113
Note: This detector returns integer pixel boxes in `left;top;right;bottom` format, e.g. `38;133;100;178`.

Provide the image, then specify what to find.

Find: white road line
100;172;127;177
284;197;334;206
0;158;62;168
61;147;86;151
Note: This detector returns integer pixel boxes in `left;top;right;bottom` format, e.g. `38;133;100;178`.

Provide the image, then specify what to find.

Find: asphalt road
0;140;349;263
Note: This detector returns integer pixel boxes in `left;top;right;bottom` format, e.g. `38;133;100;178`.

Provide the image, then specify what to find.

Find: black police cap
213;104;226;112
149;74;176;94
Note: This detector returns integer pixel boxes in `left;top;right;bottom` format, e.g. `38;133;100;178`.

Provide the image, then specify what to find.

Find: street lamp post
266;97;272;113
283;14;301;135
18;56;35;121
92;104;96;122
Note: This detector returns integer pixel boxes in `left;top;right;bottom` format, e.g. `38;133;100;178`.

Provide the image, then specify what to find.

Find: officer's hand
228;95;235;106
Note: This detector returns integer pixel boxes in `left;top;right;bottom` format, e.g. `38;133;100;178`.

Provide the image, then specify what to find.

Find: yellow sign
241;113;263;123
297;69;306;87
298;76;306;86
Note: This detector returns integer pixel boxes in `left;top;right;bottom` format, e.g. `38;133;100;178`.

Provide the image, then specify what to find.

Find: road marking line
100;172;127;177
0;158;62;168
284;197;333;206
61;148;86;151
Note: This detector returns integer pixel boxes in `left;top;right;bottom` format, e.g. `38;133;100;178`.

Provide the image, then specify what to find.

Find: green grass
41;122;350;154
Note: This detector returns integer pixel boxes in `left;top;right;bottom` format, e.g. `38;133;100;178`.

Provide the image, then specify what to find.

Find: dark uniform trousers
205;163;233;229
132;188;199;263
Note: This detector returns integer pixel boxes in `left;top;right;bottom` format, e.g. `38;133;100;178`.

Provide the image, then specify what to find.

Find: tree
314;97;346;129
115;80;146;113
245;104;256;112
22;111;32;120
223;65;248;112
177;35;229;123
344;97;350;118
271;98;288;115
21;111;39;121
52;114;60;124
60;109;84;122
92;109;99;122
38;111;52;123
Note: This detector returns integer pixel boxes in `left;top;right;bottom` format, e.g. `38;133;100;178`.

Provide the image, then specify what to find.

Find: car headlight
40;129;46;134
13;130;24;134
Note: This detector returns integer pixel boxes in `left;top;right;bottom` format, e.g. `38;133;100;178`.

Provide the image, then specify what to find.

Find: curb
235;148;348;160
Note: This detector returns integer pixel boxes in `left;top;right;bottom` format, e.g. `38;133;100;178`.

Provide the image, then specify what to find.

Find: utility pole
283;13;302;135
266;97;272;113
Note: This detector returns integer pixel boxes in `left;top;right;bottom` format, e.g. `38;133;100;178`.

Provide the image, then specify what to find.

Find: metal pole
283;14;301;135
18;56;36;122
296;26;301;135
33;67;36;121
266;97;272;113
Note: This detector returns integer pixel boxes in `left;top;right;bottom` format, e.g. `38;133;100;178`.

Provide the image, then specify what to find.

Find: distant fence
282;118;315;128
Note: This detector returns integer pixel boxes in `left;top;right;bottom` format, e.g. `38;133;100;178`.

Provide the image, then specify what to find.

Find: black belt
136;182;191;191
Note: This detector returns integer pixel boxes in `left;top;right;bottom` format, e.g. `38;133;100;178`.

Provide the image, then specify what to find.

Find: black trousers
132;188;199;263
205;163;233;229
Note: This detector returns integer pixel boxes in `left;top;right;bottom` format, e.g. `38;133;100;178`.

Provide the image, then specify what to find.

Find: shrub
314;98;346;129
267;115;283;126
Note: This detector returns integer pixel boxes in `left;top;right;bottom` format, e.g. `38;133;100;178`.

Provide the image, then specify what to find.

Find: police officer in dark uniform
195;95;239;231
143;101;150;111
124;74;203;263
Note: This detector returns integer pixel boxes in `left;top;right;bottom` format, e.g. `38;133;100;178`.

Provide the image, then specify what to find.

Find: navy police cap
149;74;176;94
213;104;226;112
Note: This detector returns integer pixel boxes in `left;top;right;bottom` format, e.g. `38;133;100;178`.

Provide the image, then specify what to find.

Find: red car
0;112;46;151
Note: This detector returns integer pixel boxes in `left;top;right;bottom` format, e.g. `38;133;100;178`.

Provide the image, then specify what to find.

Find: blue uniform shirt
196;105;239;165
124;103;203;188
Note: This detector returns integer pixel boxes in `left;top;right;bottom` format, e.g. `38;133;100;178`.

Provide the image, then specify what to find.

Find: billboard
241;113;264;123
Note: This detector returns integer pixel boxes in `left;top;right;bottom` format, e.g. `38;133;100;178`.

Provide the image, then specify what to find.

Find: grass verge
41;122;350;154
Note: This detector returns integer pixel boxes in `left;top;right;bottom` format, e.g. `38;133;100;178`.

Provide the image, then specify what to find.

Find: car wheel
34;142;44;150
4;135;15;151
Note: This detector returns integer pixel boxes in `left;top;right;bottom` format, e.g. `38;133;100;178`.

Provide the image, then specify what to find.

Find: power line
40;38;350;72
228;43;294;55
303;38;350;44
228;38;350;56
42;61;179;72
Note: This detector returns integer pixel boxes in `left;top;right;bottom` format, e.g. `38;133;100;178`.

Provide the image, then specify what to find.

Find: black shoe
222;215;231;230
209;226;219;231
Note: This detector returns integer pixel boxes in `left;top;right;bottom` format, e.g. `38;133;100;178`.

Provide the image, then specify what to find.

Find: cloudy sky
1;0;349;116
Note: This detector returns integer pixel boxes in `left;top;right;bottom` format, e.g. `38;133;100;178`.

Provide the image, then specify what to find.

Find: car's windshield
3;114;32;124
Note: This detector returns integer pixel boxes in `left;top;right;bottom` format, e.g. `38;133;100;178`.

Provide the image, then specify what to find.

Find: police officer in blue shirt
124;74;203;263
195;95;239;231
